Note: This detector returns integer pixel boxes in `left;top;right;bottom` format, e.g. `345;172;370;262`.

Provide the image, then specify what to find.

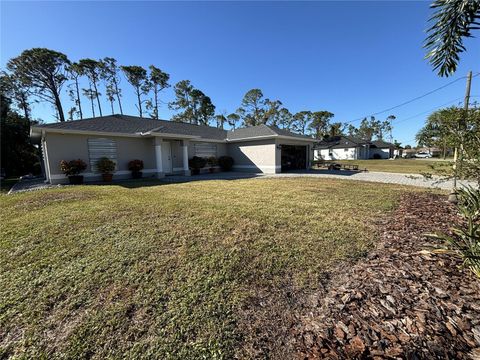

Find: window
344;148;349;152
194;143;217;158
88;138;117;172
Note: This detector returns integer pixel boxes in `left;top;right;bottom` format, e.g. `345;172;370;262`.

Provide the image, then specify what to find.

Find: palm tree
424;0;480;77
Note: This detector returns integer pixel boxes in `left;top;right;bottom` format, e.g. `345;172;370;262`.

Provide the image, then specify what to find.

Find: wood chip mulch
293;192;480;359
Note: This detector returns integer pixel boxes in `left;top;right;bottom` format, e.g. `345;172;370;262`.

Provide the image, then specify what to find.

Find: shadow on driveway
283;169;363;177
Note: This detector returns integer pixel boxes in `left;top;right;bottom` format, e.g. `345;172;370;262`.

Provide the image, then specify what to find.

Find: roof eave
31;127;149;138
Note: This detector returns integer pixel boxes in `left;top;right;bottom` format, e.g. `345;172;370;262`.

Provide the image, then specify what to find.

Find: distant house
30;115;316;184
313;136;397;160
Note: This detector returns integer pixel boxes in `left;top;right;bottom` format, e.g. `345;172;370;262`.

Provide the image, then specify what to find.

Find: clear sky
1;1;479;146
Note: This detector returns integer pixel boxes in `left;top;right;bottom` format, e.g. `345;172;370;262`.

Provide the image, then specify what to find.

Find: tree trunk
136;88;142;117
20;93;30;121
114;80;123;115
92;81;102;117
91;97;95;117
48;78;65;122
53;90;65;122
110;100;114;115
75;78;83;119
154;86;159;119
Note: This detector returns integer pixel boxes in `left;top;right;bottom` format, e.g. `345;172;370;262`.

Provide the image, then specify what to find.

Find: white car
414;152;432;158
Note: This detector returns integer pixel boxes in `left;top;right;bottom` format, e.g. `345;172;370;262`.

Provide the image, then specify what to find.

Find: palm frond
424;0;480;77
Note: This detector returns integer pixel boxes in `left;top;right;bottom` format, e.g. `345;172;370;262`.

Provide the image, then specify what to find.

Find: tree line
1;48;171;122
1;47;396;141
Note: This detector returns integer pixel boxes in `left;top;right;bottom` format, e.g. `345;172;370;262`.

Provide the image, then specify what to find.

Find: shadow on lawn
287;169;363;177
117;172;264;189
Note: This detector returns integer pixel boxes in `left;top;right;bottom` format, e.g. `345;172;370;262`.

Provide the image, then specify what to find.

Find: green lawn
1;178;414;358
336;159;453;174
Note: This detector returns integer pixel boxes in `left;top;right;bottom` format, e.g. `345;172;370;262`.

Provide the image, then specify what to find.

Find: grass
335;159;453;174
1;178;415;358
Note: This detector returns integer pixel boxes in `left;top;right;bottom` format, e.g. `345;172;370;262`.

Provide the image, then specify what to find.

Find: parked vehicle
414;152;432;158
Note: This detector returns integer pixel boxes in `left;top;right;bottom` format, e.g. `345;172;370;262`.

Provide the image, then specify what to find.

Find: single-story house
30;114;316;184
313;136;398;160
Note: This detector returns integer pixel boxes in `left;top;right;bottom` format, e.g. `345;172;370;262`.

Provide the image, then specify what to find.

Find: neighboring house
30;114;316;184
313;136;397;160
402;147;445;158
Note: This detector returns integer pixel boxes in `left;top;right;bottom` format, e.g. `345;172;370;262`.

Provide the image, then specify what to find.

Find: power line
343;72;480;125
393;97;464;125
394;94;480;125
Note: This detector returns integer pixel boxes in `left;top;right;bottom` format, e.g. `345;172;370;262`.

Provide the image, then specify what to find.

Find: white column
181;140;191;176
154;138;164;178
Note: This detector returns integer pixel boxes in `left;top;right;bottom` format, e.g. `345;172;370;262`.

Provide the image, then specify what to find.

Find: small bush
128;159;144;172
96;157;116;174
207;156;218;167
189;156;207;170
60;159;87;176
372;153;381;159
218;156;234;171
427;186;480;278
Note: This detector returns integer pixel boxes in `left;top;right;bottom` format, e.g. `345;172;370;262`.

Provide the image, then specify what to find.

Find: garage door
281;145;307;171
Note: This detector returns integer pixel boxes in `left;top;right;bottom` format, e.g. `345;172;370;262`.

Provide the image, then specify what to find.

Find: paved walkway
267;170;475;190
7;178;61;194
162;170;474;190
7;171;476;194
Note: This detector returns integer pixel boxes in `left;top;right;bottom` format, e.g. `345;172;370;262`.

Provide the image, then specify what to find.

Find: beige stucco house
31;115;316;184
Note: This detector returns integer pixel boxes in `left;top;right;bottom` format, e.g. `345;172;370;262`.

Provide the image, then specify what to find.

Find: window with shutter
88;138;117;172
194;143;217;158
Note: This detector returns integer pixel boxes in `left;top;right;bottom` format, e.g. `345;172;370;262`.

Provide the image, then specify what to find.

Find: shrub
427;186;480;278
218;156;234;171
128;159;144;172
60;159;87;176
96;157;116;174
207;156;218;167
189;156;207;170
372;153;382;159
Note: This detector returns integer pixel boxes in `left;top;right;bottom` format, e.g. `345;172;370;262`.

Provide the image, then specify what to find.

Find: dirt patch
293;193;480;359
14;192;95;211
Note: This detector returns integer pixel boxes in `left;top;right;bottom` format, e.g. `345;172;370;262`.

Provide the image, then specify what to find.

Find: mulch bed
293;192;480;359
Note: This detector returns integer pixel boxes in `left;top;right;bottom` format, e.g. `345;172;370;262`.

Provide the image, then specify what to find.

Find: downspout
42;131;52;183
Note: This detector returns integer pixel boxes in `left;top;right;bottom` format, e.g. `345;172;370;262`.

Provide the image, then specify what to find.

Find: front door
161;141;172;174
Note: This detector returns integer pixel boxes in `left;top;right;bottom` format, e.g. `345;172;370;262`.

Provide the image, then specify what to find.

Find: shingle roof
314;136;395;149
34;114;227;140
33;115;314;142
36;115;164;134
314;136;367;149
226;124;314;141
370;140;395;148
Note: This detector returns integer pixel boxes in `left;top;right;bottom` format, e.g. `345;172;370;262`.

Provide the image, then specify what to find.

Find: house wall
44;132;157;184
315;147;359;160
227;139;278;173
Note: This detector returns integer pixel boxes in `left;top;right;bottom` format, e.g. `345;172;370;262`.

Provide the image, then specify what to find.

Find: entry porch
154;138;191;178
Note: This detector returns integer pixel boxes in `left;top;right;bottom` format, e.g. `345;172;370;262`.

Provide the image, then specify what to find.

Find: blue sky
1;1;479;146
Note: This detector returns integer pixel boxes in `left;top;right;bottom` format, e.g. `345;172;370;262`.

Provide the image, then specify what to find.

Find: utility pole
448;70;472;203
